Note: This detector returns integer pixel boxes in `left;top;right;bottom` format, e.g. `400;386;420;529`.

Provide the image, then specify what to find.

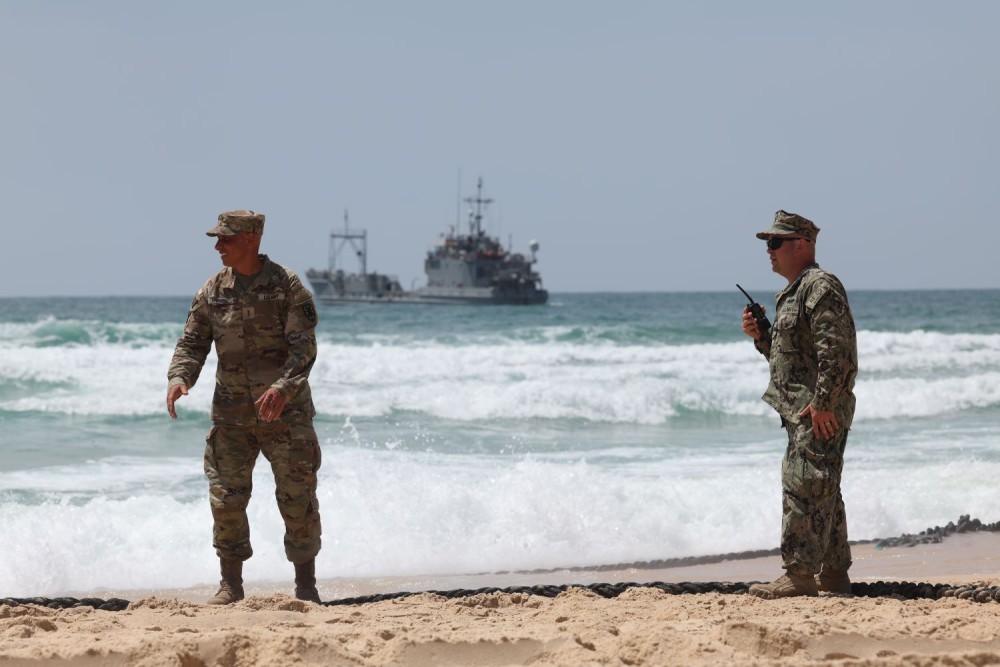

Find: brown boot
294;559;321;603
207;558;245;605
818;566;852;594
748;573;818;599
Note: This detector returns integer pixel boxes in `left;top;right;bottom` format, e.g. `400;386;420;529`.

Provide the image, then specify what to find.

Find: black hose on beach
4;581;1000;611
0;597;130;611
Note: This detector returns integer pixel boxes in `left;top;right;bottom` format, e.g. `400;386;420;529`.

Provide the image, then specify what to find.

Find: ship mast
329;210;367;275
463;176;493;237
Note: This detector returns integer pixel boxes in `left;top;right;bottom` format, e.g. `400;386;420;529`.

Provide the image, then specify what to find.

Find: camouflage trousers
780;419;851;575
204;421;322;564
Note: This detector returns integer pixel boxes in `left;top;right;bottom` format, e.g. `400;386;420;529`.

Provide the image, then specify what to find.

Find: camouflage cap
755;210;820;241
206;210;265;237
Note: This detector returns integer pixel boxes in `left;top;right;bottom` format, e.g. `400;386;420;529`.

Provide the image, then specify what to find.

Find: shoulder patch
805;282;830;311
302;300;317;324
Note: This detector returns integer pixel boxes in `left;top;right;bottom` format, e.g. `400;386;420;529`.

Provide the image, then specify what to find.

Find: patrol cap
756;210;820;241
206;210;265;237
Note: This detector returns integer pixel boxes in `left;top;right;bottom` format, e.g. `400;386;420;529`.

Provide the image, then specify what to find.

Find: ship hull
308;273;546;305
308;281;548;306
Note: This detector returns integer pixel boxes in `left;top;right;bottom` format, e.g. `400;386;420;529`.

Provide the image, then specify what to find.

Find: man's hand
799;404;840;440
167;383;188;419
742;306;765;340
255;387;288;422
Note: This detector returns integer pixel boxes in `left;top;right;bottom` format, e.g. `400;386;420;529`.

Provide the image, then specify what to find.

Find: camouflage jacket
168;255;318;425
755;264;858;428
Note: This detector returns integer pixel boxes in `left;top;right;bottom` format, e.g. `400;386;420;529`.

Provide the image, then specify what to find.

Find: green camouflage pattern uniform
168;235;322;565
755;263;857;576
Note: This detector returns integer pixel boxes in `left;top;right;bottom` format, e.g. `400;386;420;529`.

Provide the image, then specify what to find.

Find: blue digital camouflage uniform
168;254;322;564
755;263;858;576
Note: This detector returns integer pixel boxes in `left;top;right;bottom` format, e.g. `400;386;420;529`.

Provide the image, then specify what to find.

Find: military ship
305;212;408;304
306;178;548;305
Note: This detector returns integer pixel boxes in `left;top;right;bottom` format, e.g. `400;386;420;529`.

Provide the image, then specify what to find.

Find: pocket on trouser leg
277;423;321;487
270;424;321;516
781;422;843;501
205;427;256;510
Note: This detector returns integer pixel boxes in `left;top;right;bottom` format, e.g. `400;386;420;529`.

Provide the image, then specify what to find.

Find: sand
4;533;1000;666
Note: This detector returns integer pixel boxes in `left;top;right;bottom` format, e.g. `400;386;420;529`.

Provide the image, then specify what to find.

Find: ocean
1;290;998;598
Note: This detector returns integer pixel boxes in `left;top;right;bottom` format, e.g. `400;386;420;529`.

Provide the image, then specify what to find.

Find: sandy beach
3;533;1000;666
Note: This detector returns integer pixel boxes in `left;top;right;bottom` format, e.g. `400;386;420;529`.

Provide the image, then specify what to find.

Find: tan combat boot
817;566;852;594
748;572;818;599
294;559;321;603
207;558;245;605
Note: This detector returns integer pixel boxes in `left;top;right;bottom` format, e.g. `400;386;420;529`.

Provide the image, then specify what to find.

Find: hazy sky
2;1;997;297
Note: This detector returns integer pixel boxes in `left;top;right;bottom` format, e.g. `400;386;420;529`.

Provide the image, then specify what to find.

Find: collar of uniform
254;255;281;287
776;262;820;300
219;254;273;291
219;268;237;291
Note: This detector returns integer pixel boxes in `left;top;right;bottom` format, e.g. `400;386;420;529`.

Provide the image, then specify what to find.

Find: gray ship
306;177;548;305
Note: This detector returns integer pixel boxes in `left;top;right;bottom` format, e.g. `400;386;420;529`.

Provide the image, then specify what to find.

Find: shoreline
4;533;1000;665
54;531;1000;606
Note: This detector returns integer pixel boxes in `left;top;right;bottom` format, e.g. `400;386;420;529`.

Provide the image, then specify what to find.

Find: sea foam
2;443;999;596
3;329;996;422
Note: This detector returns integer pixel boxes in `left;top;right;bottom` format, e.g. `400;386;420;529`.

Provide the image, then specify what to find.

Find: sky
1;1;998;297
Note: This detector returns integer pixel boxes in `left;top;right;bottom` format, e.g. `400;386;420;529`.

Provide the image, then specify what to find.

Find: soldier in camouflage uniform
741;210;858;599
166;210;323;604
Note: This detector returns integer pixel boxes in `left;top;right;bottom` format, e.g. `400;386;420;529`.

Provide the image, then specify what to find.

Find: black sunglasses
766;237;806;250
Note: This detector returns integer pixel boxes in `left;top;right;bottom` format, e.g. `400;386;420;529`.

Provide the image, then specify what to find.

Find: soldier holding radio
741;210;858;599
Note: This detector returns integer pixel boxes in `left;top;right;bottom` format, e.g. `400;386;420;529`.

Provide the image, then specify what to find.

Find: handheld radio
737;284;771;339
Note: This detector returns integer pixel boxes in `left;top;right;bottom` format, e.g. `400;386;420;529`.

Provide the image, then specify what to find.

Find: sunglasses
766;237;806;250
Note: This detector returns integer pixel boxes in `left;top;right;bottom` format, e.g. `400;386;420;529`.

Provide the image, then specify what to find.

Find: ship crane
329;210;367;275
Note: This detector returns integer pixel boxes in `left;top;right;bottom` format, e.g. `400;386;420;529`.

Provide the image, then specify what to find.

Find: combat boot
748;572;818;600
207;558;244;605
294;559;321;603
818;566;852;594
